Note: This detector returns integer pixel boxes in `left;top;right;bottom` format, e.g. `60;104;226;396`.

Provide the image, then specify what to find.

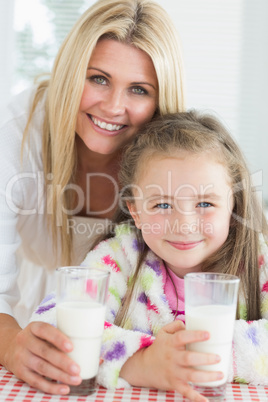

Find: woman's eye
132;87;147;95
155;203;171;209
89;75;107;85
197;202;212;208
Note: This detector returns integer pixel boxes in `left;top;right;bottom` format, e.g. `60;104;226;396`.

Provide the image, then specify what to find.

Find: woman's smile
88;114;126;135
76;39;158;156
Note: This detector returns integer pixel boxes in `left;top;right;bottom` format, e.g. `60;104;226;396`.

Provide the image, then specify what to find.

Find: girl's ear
126;202;142;229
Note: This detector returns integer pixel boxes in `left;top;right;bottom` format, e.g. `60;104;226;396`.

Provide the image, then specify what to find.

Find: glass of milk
56;266;110;395
185;272;239;400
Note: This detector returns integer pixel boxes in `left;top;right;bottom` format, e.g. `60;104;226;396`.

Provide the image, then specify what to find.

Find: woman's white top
0;87;109;327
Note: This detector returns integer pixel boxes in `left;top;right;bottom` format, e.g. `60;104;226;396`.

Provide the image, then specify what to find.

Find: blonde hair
99;111;268;325
23;0;185;266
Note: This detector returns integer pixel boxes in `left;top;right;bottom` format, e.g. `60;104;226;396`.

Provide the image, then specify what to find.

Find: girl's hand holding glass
120;320;223;402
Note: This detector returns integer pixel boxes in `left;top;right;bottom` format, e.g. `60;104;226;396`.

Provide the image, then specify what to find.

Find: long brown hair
94;111;268;324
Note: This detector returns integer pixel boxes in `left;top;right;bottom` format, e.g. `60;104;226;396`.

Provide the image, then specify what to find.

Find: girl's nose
100;89;126;116
180;220;199;235
174;211;200;235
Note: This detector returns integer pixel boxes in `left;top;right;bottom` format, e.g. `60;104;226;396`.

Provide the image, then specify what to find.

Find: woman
0;0;185;394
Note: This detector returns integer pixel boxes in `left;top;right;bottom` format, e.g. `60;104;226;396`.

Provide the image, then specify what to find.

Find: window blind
12;0;93;93
1;0;267;201
155;0;268;202
0;0;15;108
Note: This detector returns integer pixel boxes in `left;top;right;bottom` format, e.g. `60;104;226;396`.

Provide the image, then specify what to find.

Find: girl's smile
128;151;234;278
167;239;204;251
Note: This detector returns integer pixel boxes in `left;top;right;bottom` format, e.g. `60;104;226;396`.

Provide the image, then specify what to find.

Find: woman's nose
100;89;126;116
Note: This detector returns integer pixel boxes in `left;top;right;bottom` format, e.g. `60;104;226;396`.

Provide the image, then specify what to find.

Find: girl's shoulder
81;223;141;275
238;234;268;319
257;234;268;319
259;233;268;277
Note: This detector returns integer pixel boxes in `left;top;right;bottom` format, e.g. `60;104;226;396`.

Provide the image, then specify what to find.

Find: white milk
186;304;235;386
57;301;106;380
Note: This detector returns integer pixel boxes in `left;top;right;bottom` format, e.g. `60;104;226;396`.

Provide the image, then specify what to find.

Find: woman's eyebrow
131;81;157;90
87;66;111;77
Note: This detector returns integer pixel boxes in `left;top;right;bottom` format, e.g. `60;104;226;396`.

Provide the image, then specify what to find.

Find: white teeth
91;116;124;131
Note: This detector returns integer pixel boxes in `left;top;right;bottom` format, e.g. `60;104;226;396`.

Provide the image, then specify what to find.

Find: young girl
31;111;268;402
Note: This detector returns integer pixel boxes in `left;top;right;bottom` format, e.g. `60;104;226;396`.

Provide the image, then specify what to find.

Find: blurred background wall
0;0;267;204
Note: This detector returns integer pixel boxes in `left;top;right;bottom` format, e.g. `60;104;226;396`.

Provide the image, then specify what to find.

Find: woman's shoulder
0;85;47;143
0;85;46;167
0;86;39;128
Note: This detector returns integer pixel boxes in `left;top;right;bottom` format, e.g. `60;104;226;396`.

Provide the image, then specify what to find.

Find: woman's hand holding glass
3;320;81;395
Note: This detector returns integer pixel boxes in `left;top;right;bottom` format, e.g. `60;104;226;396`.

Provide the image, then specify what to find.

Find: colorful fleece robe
30;223;268;389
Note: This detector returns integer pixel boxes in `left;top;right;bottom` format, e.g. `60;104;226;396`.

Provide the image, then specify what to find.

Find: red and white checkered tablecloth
1;365;268;401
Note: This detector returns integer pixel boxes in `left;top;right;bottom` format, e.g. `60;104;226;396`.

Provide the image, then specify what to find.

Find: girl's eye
155;203;172;209
132;86;147;95
89;75;107;85
197;202;212;208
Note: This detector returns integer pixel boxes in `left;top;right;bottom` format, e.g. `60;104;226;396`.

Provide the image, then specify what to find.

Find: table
1;365;268;402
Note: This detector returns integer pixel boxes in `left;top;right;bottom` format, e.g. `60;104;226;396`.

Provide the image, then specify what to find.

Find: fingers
177;366;223;384
30;322;72;353
12;323;82;394
154;323;223;396
177;349;220;367
175;381;209;402
161;321;210;348
173;328;210;346
26;334;80;378
29;330;81;385
20;366;71;395
11;347;78;395
24;348;81;384
162;319;185;334
17;322;81;380
164;349;223;386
